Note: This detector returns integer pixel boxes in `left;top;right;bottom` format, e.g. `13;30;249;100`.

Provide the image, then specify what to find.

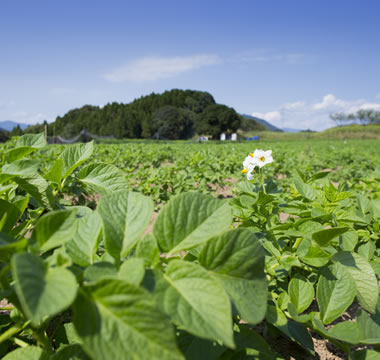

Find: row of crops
0;133;379;359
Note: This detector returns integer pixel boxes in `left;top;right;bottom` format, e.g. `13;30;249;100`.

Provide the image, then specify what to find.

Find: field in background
1;134;379;359
81;139;380;205
240;124;380;140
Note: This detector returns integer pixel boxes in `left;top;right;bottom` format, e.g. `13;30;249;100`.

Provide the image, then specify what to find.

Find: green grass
240;124;380;140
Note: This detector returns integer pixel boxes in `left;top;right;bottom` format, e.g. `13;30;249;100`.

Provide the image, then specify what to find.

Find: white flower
241;149;273;179
253;149;273;168
242;152;256;180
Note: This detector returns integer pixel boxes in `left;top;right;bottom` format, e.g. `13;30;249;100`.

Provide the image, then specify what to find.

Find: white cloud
312;94;346;110
252;94;380;131
359;102;380;111
282;101;305;110
0;109;50;125
103;54;221;82
234;50;314;65
252;111;281;123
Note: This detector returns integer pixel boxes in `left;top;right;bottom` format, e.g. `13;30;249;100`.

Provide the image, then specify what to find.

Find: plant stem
0;324;22;344
261;168;267;194
33;330;52;353
13;337;30;348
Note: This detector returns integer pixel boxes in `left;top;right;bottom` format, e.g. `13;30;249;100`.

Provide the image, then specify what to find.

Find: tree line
20;89;264;140
330;109;380;125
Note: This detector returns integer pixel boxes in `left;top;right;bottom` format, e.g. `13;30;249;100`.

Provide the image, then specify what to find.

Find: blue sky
1;0;380;130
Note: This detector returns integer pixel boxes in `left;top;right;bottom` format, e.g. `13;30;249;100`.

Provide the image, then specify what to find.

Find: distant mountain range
282;127;302;133
241;114;282;132
0;121;30;132
241;114;303;132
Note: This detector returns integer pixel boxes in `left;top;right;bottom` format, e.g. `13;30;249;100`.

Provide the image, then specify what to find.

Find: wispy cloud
252;94;380;131
0;109;50;124
234;49;315;65
103;54;221;82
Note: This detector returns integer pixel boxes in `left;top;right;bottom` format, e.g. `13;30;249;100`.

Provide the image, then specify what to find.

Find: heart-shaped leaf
154;192;232;254
12;253;78;327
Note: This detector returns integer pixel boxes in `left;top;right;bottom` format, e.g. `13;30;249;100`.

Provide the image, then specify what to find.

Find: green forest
15;89;265;140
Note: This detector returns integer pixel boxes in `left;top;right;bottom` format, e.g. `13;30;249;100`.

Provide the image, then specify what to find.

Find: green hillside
316;124;380;139
25;89;263;140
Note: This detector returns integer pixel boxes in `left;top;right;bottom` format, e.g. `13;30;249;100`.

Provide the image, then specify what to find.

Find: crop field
0;134;379;359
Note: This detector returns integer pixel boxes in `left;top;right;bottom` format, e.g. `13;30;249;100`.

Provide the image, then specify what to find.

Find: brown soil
143;211;159;236
0;298;12;314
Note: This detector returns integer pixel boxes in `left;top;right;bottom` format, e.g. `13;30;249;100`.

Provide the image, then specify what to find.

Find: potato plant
0;133;379;359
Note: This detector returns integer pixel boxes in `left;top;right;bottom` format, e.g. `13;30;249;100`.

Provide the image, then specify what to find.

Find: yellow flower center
241;168;248;174
260;156;265;162
249;153;254;158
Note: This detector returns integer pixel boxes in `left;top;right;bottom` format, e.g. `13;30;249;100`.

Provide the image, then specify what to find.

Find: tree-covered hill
25;89;259;140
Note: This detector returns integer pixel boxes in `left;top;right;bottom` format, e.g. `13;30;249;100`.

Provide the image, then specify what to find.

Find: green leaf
119;257;145;286
350;350;380;360
233;324;282;359
73;279;183;360
59;141;94;180
65;211;102;267
5;147;37;163
154;260;234;348
154;192;232;254
4;133;46;163
327;321;363;344
198;229;267;324
45;158;63;184
294;178;317;200
309;170;330;182
177;331;226;360
32;209;79;252
332;251;378;313
298;221;323;234
97;191;153;261
78;162;129;194
287;303;313;324
312;227;349;247
13;174;56;209
288;276;314;313
83;262;118;282
357;241;376;260
371;199;380;219
2;346;49;360
2;159;40;175
356;307;380;344
12;253;78;327
12;196;30;215
136;234;160;267
266;304;314;354
0;232;28;259
0;199;22;233
254;191;275;206
357;194;371;215
370;258;380;276
0;173;14;184
51;344;90;360
16;132;46;148
317;263;356;324
339;231;358;251
297;240;331;267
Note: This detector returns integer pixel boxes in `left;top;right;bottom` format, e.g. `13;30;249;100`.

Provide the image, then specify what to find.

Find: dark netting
53;129;115;144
